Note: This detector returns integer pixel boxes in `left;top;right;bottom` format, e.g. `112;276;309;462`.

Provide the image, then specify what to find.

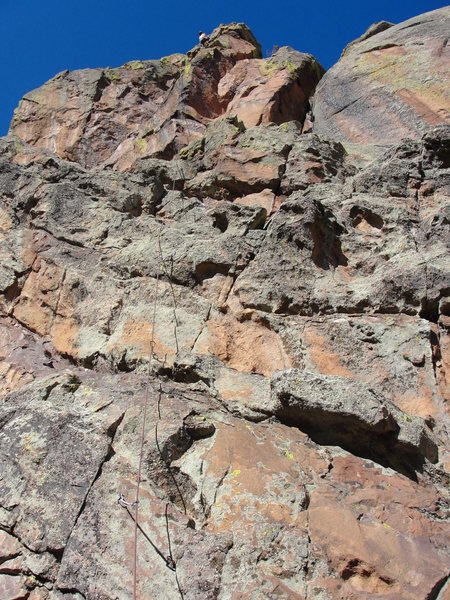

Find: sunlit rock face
312;8;450;145
1;11;449;600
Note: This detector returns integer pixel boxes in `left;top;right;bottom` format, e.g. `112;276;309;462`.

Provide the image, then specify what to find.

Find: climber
199;31;208;46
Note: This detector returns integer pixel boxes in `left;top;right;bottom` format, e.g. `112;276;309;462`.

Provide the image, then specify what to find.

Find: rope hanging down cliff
118;223;184;600
132;225;162;600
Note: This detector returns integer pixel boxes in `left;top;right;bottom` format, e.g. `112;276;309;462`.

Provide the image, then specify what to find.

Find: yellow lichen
357;50;449;105
23;433;33;451
259;59;279;78
136;138;147;154
105;68;121;81
79;384;94;397
126;60;145;71
229;468;241;478
284;60;298;76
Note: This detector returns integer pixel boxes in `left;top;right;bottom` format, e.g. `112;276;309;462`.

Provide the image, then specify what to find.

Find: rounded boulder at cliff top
312;7;450;145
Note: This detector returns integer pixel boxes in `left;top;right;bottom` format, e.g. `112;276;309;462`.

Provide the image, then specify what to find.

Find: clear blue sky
0;0;448;135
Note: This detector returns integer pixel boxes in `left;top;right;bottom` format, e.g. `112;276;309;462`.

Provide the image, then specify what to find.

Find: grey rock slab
0;373;127;553
230;129;450;319
271;369;438;477
55;384;232;600
172;349;273;420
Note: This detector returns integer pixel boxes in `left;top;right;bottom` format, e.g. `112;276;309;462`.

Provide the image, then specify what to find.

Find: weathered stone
271;369;438;477
218;47;323;128
313;7;450;145
0;574;28;600
341;20;394;56
1;12;449;600
0;373;126;552
281;133;352;194
230;127;449;320
0;317;65;396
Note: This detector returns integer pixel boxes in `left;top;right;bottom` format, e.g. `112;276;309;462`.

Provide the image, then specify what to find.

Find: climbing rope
158;233;180;354
118;222;185;600
123;502;176;571
165;502;185;598
132;225;162;600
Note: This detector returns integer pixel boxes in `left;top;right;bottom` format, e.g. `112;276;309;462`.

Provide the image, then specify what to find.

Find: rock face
10;23;322;171
1;12;449;600
312;7;450;144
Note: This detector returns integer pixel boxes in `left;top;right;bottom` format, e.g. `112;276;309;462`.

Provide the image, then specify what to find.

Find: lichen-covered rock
9;24;322;172
312;7;450;145
270;369;438;477
1;13;449;600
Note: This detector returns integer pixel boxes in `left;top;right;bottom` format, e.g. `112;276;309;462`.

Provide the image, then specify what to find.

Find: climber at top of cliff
199;31;208;45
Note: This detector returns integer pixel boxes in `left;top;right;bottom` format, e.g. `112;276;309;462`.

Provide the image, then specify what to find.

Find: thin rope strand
133;225;162;600
158;233;179;353
165;502;185;599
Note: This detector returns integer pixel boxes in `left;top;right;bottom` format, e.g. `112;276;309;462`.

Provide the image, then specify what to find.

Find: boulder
271;369;438;477
313;7;450;144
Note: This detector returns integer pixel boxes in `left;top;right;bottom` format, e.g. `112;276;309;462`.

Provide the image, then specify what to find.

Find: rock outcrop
1;10;449;600
312;8;450;144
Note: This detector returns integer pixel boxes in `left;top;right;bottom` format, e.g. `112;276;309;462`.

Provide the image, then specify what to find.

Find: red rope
133;226;162;600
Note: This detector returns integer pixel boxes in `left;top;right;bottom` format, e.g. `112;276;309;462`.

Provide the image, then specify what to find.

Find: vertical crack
304;509;311;600
190;305;211;351
426;573;449;600
59;410;126;556
429;324;442;383
54;267;67;317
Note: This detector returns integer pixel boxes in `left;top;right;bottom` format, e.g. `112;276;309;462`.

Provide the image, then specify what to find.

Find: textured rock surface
1;14;449;600
312;7;450;144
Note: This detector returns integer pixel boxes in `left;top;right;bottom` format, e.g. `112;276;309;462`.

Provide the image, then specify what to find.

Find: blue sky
0;0;448;135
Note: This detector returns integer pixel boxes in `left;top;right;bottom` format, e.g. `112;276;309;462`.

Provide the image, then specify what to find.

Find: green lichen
23;433;34;452
178;136;204;159
229;468;241;478
284;60;298;76
105;67;121;82
135;138;148;154
231;120;246;138
184;60;192;78
249;209;267;230
357;50;448;104
64;372;81;393
259;59;279;78
126;60;145;71
283;449;294;460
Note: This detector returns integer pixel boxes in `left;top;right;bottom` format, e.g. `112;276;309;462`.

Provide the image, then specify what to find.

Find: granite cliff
0;8;449;600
